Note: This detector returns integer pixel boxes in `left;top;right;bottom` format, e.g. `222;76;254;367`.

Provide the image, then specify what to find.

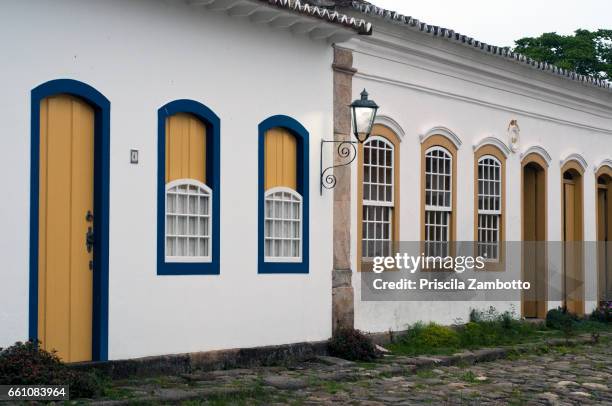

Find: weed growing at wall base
589;301;612;323
388;306;612;356
328;328;381;361
388;307;541;356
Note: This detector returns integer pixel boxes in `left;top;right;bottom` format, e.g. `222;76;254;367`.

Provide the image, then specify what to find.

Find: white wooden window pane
362;136;395;259
165;179;212;262
264;187;302;262
425;146;452;211
477;156;501;261
424;146;452;257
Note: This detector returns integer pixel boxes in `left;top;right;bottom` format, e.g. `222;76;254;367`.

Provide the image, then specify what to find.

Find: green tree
513;29;612;81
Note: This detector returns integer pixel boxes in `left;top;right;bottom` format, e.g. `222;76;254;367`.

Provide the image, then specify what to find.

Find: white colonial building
0;0;610;363
334;2;612;332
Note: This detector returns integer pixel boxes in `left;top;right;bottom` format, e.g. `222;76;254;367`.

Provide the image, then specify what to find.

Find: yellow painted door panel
264;128;296;190
165;113;206;183
523;167;538;317
38;95;94;362
522;164;546;318
599;188;612;300
564;182;576;314
563;182;583;315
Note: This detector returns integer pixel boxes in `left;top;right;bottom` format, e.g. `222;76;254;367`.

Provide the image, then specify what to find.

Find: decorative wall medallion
507;120;520;153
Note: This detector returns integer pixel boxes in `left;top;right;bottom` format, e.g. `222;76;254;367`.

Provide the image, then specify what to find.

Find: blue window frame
157;100;220;275
258;115;310;274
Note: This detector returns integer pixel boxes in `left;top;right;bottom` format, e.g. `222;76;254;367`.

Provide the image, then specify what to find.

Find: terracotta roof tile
258;0;372;34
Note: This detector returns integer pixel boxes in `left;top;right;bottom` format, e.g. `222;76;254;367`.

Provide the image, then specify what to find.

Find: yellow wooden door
563;182;576;313
597;188;606;301
598;186;612;301
38;95;94;362
264;128;296;190
523;166;538;317
165;113;206;183
523;164;547;318
563;181;583;314
599;187;612;301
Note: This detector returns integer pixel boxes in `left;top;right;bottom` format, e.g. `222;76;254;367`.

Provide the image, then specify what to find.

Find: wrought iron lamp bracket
320;139;359;195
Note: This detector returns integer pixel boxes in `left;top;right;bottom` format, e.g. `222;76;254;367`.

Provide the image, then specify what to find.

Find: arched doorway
596;165;612;303
561;161;584;315
522;153;547;318
30;79;110;362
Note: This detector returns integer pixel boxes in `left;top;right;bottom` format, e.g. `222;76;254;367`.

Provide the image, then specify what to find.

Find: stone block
332;286;354;331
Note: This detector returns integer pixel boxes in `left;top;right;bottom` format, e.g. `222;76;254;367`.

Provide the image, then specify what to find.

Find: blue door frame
29;79;110;361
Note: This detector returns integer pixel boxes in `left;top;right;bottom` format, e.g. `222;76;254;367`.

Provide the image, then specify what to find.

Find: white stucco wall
0;0;335;359
346;22;612;332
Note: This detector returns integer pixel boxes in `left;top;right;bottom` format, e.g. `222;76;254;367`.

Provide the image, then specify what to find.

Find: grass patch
387;320;544;356
356;361;379;370
458;370;489;384
99;385;136;401
416;368;436;379
150;375;181;388
201;380;273;406
322;381;346;394
387;306;611;357
306;376;322;386
459;370;477;383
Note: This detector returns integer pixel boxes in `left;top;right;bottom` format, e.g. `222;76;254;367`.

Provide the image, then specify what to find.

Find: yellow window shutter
264;127;297;190
165;113;206;183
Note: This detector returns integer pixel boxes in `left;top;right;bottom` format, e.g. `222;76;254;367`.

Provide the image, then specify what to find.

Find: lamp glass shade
352;106;377;142
350;89;379;143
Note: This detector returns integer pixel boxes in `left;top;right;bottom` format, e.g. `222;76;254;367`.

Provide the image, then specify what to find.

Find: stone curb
71;341;328;379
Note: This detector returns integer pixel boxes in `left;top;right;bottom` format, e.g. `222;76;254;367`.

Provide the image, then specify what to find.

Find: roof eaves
349;1;611;92
257;0;372;35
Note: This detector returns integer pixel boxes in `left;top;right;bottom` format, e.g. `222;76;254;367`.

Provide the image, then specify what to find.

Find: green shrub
0;341;103;399
470;306;517;326
469;308;482;323
414;323;460;348
459;322;488;347
501;310;515;329
546;307;578;335
389;306;547;356
589;302;612;323
328;328;381;361
388;322;460;355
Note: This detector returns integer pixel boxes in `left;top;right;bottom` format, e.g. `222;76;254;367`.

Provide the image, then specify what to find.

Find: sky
369;0;612;48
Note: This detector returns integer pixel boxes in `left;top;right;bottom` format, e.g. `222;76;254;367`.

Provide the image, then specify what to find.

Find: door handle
86;227;94;253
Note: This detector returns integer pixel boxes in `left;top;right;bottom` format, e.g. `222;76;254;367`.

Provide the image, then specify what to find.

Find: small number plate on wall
130;149;139;164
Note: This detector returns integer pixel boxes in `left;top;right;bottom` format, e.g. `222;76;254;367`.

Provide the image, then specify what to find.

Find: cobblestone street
96;338;611;405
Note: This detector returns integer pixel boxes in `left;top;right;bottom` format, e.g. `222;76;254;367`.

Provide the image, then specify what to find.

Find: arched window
357;124;400;271
264;187;302;261
157;100;220;275
165;179;212;262
421;134;458;258
424;146;452;256
258;116;309;274
362;135;395;258
476;155;502;262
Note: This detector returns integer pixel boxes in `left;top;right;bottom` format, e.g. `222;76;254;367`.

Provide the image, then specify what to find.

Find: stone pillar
332;46;356;332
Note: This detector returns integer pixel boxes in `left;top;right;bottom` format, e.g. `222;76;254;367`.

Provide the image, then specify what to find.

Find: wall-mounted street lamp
350;89;380;143
320;89;379;194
